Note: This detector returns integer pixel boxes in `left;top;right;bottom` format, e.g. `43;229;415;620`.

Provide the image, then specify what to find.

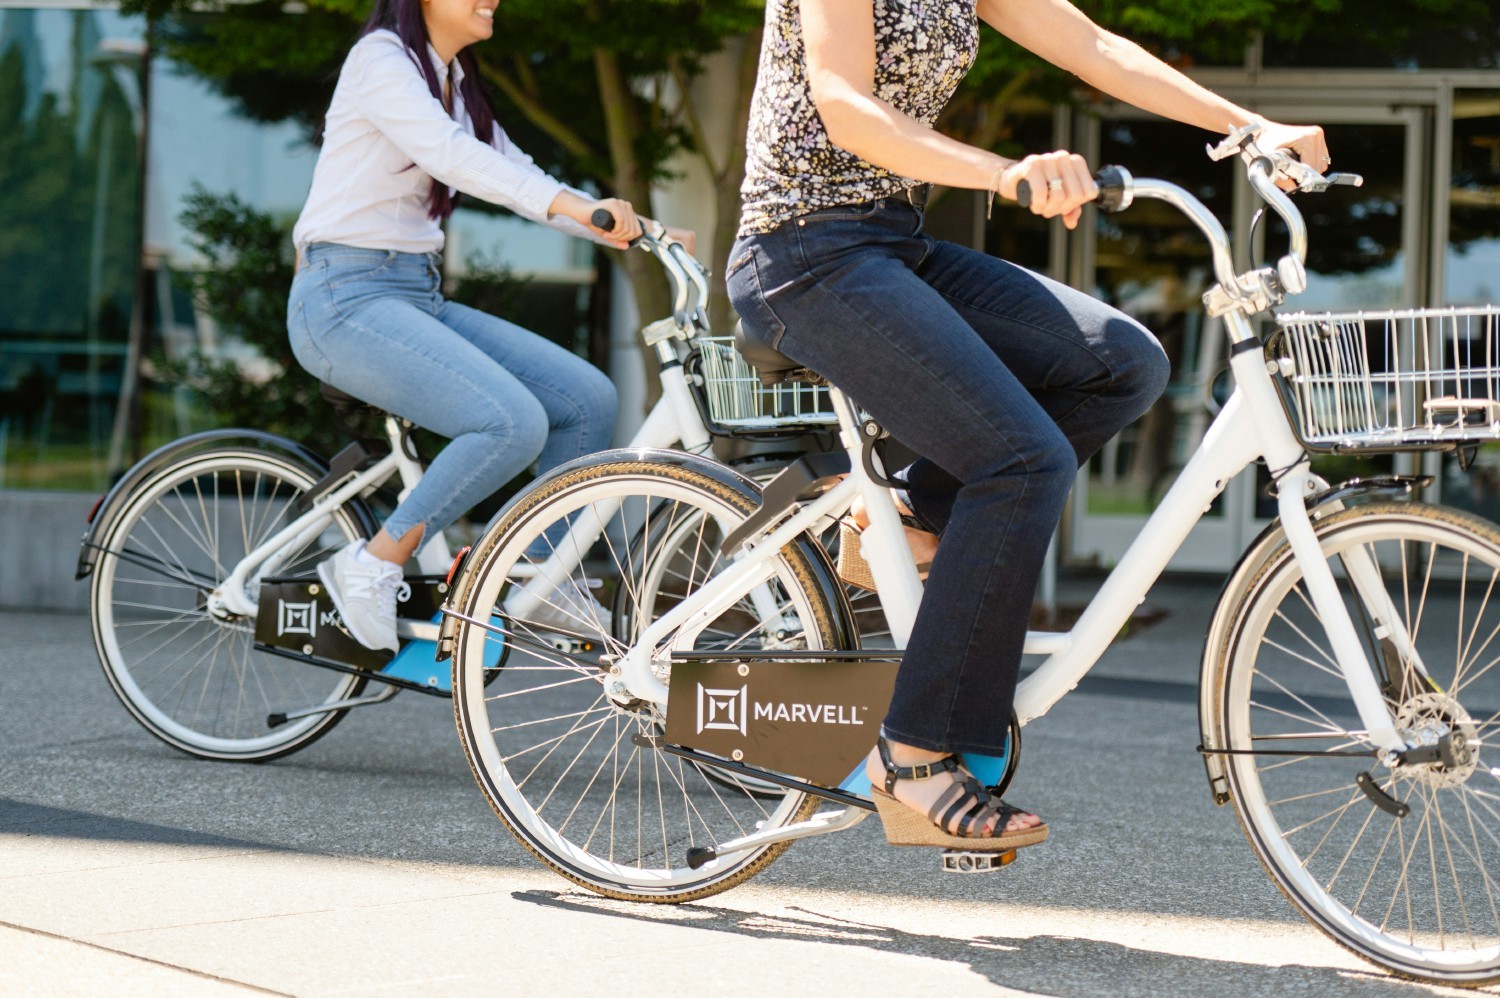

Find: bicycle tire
450;451;845;902
1216;501;1500;985
89;446;370;761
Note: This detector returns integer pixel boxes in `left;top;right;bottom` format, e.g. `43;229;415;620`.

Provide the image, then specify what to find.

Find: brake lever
1206;122;1263;162
1303;171;1364;193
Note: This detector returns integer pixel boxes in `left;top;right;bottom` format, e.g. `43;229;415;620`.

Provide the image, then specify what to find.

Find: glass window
1083;117;1231;517
135;35;320;460
0;7;147;490
1447;90;1500;307
1436;90;1500;521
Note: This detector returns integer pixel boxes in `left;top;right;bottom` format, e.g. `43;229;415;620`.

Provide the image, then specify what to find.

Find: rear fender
75;430;370;580
437;447;856;661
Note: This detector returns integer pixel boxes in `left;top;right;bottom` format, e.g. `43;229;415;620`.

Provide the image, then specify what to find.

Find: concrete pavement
0;577;1491;996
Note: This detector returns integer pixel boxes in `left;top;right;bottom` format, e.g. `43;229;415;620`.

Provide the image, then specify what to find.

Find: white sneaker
317;540;411;652
514;578;613;636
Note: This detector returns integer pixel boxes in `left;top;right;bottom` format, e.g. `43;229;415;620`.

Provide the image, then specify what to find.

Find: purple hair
360;0;497;219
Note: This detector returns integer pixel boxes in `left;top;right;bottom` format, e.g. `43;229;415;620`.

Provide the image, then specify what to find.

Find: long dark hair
360;0;497;219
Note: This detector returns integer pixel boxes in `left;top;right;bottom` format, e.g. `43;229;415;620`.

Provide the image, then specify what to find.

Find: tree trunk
705;30;760;337
594;45;672;410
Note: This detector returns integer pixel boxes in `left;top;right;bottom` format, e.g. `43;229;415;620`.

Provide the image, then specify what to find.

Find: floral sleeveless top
738;0;980;237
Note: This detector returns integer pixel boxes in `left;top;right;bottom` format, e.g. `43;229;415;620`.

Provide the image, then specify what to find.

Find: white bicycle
76;228;847;762
441;125;1500;986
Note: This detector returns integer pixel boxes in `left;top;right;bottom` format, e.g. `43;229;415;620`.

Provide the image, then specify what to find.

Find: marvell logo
277;599;317;637
696;684;748;735
753;702;866;725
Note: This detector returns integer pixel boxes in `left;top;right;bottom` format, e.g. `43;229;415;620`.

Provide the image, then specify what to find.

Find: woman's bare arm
803;0;1010;191
978;0;1328;168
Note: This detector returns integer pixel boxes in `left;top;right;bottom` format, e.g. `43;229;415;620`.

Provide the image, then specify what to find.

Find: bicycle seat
319;382;388;420
732;321;825;387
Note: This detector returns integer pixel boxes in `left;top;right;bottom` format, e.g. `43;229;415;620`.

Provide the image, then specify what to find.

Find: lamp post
88;34;150;480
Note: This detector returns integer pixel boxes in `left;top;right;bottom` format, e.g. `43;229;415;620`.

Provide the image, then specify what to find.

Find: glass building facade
5;2;1500;581
0;2;597;494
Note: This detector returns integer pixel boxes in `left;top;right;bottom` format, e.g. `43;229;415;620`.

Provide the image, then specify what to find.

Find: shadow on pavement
0;799;271;851
515;889;1465;998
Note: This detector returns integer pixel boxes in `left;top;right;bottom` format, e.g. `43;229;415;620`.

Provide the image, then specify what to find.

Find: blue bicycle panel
380;614;504;693
838;732;1012;796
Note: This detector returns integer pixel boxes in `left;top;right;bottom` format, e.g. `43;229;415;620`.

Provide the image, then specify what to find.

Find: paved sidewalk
0;577;1488;996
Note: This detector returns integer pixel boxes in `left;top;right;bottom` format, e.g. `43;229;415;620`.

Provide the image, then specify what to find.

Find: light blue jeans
287;243;617;549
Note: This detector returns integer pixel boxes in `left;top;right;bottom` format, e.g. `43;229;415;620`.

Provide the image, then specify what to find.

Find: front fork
1272;475;1407;753
1225;310;1407;756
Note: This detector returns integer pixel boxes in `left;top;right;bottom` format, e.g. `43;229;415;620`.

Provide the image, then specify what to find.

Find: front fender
75;429;339;581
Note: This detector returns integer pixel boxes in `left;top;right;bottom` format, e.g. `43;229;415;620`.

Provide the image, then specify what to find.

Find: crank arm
267;683;399;727
685;806;869;870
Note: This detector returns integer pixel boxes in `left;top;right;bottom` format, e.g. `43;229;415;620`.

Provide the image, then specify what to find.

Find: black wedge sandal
868;737;1049;851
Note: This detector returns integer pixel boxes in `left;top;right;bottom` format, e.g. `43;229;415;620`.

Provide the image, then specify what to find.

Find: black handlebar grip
1014;165;1130;213
1093;165;1130;213
591;207;615;231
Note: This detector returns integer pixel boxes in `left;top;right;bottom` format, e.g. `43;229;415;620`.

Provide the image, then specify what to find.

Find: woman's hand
1256;121;1331;189
995;150;1097;230
583;197;644;249
549;191;643;249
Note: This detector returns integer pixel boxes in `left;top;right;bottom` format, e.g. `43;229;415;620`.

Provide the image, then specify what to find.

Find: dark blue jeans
726;199;1169;755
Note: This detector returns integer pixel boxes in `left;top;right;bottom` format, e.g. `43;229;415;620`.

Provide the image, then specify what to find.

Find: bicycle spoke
92;451;364;758
1224;506;1500;980
452;464;831;897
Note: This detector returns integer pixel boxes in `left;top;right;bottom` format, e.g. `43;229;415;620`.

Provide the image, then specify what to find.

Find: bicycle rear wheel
450;452;846;902
89;447;369;761
1217;502;1500;985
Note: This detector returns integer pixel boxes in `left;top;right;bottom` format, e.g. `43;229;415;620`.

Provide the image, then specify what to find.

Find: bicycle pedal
941;849;1016;874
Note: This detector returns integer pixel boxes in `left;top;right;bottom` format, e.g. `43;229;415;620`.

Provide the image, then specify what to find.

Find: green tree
124;0;762;382
124;0;1489;356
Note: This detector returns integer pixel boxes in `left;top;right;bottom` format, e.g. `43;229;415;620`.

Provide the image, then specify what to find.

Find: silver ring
1046;178;1064;192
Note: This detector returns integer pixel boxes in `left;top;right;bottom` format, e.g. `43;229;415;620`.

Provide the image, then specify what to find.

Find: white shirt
293;30;596;254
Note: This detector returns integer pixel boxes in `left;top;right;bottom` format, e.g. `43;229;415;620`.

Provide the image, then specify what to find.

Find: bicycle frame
613;158;1411;758
213;232;749;626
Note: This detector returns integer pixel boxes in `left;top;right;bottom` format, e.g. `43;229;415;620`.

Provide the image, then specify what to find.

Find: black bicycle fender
437;447;857;661
75;429;336;581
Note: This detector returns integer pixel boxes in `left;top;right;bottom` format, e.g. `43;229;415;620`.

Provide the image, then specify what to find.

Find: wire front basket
1270;306;1500;451
695;335;837;431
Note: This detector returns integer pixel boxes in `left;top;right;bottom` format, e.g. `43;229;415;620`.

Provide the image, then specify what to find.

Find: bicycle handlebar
1007;132;1363;315
1015;164;1135;213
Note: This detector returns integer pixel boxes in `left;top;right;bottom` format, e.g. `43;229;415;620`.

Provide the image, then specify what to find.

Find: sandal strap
928;781;971;827
877;736;959;794
930;778;1006;837
958;800;1003;837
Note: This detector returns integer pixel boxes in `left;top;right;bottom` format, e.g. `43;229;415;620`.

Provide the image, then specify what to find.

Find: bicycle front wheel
1218;502;1500;985
90;447;370;761
450;452;845;902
